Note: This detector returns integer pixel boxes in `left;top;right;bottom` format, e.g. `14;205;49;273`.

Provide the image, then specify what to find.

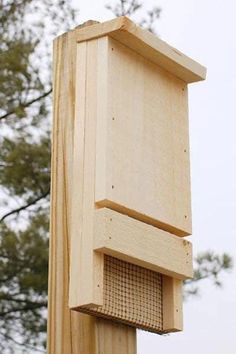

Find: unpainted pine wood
94;208;193;280
76;17;206;83
96;319;136;354
95;36;192;237
66;22;190;336
95;36;109;202
69;40;88;309
69;36;111;309
47;22;136;354
162;276;183;331
69;38;104;309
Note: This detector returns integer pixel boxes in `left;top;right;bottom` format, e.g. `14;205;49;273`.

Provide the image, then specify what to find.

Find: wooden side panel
69;41;88;308
95;37;109;202
68;40;100;308
162;277;183;332
94;208;193;280
95;37;192;236
69;39;104;308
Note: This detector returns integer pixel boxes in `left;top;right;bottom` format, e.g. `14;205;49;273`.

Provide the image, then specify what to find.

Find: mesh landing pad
78;255;164;333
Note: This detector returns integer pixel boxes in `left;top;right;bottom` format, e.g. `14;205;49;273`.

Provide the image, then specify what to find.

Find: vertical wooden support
162;276;183;331
47;22;137;354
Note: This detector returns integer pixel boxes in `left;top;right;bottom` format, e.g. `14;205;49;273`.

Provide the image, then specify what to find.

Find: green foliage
0;137;50;201
0;213;48;352
185;252;233;297
0;0;76;127
0;0;42;121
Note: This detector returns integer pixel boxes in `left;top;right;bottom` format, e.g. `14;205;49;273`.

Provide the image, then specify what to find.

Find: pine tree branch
0;89;52;121
185;274;215;285
0;295;47;307
0;331;46;353
0;188;50;223
0;303;46;317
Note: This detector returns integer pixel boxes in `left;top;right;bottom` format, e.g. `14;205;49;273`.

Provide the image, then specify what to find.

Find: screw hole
184;149;187;153
112;185;114;189
184;215;188;219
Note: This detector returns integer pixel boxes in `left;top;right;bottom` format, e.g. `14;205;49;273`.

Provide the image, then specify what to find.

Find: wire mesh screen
78;255;164;333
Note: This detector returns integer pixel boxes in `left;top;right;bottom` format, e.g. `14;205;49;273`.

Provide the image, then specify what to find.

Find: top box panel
77;16;206;83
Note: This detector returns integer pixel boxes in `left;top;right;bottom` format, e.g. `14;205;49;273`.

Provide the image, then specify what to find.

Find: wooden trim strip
163;277;183;332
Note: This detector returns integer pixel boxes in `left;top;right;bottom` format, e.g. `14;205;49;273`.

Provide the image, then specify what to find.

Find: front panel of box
95;37;191;236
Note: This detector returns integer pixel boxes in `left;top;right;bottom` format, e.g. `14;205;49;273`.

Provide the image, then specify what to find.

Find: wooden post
47;22;137;354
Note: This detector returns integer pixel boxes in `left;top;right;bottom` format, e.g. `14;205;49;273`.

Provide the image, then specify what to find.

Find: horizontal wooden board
94;208;193;280
77;17;206;83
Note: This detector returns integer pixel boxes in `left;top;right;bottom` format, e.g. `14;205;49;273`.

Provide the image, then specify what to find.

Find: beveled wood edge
75;16;206;83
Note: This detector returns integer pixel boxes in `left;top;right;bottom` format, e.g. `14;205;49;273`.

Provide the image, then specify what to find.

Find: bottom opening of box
77;255;164;334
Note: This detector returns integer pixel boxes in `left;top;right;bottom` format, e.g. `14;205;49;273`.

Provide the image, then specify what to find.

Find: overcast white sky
73;1;236;353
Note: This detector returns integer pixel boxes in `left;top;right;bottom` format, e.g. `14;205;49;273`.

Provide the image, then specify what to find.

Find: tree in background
0;0;233;352
105;0;161;32
0;1;76;352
